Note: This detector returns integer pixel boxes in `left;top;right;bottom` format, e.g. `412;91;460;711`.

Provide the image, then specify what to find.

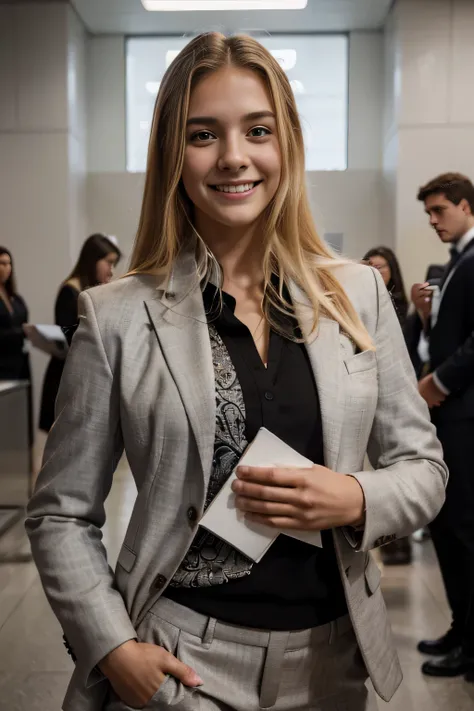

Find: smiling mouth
210;181;262;194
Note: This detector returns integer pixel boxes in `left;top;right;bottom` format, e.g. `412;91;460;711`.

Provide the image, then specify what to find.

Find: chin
208;210;265;229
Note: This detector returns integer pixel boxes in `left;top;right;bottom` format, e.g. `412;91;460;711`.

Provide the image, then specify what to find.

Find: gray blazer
26;249;447;711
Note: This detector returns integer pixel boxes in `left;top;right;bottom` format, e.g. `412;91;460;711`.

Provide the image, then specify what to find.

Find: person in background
363;247;412;565
414;172;474;681
363;247;409;328
405;264;445;380
26;33;447;711
0;246;30;381
39;234;121;433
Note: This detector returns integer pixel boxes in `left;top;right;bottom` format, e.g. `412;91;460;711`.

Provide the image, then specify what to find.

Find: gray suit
26;250;447;711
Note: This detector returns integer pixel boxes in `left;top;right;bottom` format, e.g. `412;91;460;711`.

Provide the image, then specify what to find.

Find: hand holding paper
233;463;365;532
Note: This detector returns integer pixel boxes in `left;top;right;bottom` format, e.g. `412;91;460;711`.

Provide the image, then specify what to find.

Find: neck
196;216;265;288
455;220;474;243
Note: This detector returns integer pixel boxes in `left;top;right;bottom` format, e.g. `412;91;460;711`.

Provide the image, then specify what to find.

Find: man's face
424;193;471;243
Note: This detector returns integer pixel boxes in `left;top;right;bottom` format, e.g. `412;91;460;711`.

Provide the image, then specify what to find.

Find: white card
34;324;67;343
199;428;322;562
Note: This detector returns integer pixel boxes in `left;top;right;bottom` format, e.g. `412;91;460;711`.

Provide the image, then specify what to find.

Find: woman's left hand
231;465;365;531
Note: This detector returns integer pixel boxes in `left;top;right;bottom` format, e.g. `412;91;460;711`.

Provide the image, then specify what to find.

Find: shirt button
264;391;274;401
187;506;198;523
153;574;167;591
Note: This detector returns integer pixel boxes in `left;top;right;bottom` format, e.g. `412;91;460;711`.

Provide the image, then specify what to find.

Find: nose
217;134;250;173
430;213;438;226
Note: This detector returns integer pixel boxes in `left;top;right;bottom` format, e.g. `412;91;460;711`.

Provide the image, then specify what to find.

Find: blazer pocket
344;349;376;375
365;554;382;595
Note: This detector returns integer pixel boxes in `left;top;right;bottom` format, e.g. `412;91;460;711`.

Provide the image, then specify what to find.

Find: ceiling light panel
142;1;307;11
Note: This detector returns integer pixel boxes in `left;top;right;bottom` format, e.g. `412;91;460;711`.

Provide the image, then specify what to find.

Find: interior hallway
0;460;473;711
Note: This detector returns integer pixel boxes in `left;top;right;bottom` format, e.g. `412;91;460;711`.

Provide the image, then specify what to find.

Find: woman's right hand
99;639;203;709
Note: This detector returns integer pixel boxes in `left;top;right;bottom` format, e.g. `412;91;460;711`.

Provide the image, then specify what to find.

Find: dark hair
417;172;474;213
67;234;121;290
363;246;409;324
0;246;17;298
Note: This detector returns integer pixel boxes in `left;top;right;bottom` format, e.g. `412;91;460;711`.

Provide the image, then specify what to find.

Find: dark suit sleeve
435;334;474;393
434;263;474;393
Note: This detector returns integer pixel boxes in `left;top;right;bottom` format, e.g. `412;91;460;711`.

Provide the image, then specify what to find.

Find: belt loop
259;631;289;709
202;616;217;649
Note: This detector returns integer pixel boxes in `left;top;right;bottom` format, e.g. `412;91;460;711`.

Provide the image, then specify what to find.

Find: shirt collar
455;226;474;253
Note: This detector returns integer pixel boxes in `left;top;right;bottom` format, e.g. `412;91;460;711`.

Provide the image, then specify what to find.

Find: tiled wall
0;3;87;426
387;0;474;289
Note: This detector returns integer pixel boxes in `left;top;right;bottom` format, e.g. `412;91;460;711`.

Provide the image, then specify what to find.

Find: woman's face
0;253;12;286
181;66;282;237
96;252;118;284
368;255;391;286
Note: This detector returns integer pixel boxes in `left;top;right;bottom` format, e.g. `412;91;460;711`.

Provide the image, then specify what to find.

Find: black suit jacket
430;240;474;421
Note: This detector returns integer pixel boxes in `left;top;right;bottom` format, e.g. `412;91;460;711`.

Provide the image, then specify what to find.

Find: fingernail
191;674;204;686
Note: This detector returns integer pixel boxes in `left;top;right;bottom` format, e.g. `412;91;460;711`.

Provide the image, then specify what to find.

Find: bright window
126;34;348;172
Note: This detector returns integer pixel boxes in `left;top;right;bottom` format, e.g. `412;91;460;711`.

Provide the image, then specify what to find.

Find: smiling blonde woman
27;33;447;711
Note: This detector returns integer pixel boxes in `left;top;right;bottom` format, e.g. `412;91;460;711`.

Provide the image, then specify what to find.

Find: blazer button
187;506;198;523
153;574;167;591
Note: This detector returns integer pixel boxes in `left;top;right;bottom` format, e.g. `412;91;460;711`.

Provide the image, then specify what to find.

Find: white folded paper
23;324;67;359
199;428;322;562
34;325;67;343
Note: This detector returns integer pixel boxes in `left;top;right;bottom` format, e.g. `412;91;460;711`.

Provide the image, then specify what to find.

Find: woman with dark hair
0;246;30;381
39;234;121;432
363;246;409;327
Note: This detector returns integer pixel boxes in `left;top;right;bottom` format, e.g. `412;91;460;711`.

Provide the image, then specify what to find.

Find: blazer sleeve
25;291;136;687
348;269;448;552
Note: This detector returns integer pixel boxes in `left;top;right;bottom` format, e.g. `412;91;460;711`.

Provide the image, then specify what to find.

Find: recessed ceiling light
142;1;307;10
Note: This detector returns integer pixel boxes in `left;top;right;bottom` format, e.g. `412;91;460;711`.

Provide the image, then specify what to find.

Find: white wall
87;36;126;173
86;30;385;264
0;4;74;425
68;7;88;260
0;3;89;431
383;0;474;289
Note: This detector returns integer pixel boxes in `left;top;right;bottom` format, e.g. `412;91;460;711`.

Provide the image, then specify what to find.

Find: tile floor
0;461;473;710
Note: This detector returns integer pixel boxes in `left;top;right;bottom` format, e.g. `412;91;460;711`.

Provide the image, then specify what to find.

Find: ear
459;198;473;216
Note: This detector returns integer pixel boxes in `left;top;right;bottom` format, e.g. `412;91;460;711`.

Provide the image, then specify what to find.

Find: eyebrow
186;110;276;127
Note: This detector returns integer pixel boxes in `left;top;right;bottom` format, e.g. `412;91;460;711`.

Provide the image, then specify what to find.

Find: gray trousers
107;596;378;711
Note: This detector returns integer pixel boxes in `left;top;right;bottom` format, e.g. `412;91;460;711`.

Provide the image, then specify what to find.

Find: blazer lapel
290;284;344;472
144;249;216;490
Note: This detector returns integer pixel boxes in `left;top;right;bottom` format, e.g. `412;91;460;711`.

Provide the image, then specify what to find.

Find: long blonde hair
129;32;373;352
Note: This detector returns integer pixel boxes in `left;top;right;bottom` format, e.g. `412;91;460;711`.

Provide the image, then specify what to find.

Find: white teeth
215;183;255;194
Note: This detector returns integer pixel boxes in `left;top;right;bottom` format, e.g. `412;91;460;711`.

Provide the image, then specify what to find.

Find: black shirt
39;284;80;432
165;284;347;630
0;293;30;380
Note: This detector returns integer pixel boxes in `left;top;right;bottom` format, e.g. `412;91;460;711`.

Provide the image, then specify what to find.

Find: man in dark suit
404;264;445;379
414;173;474;680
